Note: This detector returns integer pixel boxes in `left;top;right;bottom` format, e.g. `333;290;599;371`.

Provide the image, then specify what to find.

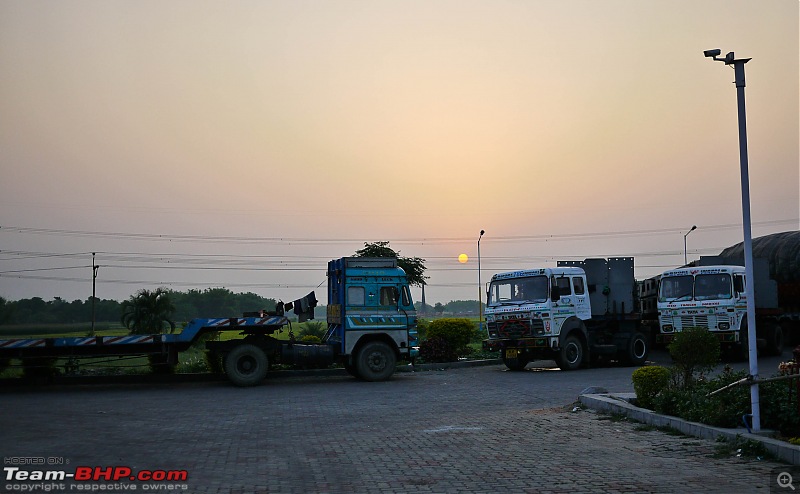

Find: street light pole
683;225;697;265
704;48;760;432
91;252;98;336
478;230;485;332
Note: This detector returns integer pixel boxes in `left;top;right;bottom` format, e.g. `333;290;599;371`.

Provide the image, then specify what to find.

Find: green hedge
419;318;475;363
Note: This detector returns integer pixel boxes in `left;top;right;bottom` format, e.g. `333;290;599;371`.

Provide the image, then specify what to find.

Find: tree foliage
354;241;427;287
120;288;177;335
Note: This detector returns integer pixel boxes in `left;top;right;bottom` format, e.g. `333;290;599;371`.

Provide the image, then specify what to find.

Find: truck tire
621;332;649;367
764;324;784;356
555;334;584;371
224;344;269;387
356;341;396;382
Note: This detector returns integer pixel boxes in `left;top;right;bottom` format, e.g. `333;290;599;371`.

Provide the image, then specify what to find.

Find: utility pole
91;252;98;336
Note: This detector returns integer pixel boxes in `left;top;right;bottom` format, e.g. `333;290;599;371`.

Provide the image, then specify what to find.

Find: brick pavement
0;365;789;493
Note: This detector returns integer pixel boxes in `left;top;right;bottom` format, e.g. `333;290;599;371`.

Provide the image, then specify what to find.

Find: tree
354;241;427;287
0;296;13;324
120;288;177;335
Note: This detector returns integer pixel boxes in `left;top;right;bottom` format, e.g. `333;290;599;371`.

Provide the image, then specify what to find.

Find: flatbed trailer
0;316;291;376
0;257;420;386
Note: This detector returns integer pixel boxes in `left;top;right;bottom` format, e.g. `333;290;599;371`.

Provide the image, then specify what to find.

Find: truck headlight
719;322;730;330
662;325;673;333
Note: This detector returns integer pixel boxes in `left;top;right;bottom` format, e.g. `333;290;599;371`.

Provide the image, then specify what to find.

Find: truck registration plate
506;349;518;358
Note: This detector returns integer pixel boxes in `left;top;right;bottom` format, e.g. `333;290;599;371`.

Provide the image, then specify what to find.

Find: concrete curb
580;392;800;465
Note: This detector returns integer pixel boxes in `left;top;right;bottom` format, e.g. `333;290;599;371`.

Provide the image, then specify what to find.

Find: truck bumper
483;338;558;361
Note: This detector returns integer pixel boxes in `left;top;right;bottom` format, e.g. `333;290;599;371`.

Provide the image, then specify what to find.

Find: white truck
656;256;795;359
482;258;649;371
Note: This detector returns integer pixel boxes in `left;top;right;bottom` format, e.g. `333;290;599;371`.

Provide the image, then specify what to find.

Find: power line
1;218;796;245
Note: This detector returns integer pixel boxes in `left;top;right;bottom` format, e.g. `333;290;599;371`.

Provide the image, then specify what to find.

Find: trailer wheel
621;332;649;367
224;344;269;387
356;341;396;382
555;334;584;371
764;324;784;356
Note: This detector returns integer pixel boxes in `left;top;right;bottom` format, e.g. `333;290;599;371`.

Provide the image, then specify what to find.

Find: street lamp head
480;230;485;236
703;49;721;58
690;225;697;232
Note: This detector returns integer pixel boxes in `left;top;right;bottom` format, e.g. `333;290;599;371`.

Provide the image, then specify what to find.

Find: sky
1;0;798;307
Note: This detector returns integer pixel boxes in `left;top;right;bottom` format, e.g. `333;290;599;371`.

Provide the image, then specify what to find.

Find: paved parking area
1;364;792;493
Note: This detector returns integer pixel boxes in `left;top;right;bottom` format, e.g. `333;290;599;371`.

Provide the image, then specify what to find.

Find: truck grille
679;315;709;329
677;315;730;330
488;318;544;339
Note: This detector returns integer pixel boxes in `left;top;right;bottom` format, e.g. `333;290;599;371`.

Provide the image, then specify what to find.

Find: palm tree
121;288;177;335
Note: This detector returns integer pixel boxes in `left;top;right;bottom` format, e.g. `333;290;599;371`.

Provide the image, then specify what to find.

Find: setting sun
458;254;469;263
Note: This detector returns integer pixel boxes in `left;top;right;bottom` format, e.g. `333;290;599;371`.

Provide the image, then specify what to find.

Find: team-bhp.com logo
5;466;188;488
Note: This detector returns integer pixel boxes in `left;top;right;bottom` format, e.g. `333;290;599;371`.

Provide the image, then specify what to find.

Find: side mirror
733;277;744;294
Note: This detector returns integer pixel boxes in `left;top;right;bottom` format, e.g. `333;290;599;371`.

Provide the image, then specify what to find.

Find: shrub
426;318;474;356
652;367;750;429
298;321;327;340
761;379;800;437
299;335;322;343
668;326;720;388
632;366;671;409
416;318;430;341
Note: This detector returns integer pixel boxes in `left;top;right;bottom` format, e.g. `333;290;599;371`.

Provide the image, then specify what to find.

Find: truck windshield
488;276;548;306
658;275;694;302
694;273;732;301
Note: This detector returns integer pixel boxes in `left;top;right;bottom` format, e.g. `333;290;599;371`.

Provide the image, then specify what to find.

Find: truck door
572;276;591;320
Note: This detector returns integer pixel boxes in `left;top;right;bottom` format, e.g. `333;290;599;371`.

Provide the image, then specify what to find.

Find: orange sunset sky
1;0;797;304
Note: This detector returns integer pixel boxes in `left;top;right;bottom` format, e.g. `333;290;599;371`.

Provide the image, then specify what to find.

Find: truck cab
484;266;589;341
657;265;741;337
325;257;419;380
483;258;648;371
657;264;783;359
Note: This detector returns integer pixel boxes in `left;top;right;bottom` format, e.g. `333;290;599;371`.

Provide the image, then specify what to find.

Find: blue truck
0;257;419;386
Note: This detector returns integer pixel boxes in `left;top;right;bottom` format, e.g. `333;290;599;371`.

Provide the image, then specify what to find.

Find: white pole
732;57;760;432
704;49;759;432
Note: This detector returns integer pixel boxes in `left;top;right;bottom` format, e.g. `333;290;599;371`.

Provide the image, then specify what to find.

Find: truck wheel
224;344;269;387
356;341;396;382
555;335;584;371
764;324;784;356
621;332;649;367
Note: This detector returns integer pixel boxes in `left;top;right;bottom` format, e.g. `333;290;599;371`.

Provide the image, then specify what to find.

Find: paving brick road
1;361;792;493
